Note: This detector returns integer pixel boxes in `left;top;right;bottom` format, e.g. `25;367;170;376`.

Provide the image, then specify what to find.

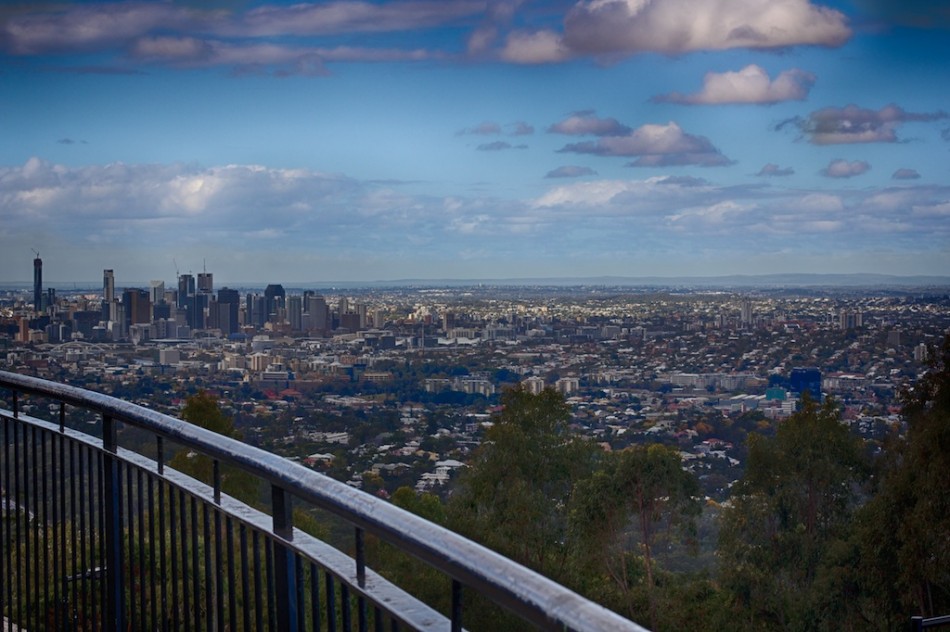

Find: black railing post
273;484;298;631
911;616;923;632
102;414;125;631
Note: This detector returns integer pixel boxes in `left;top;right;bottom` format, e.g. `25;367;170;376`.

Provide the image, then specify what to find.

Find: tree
169;390;258;503
845;334;950;624
718;394;867;629
570;444;701;628
448;386;596;581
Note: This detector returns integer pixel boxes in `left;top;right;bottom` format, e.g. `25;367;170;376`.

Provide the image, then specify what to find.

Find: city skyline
2;0;949;283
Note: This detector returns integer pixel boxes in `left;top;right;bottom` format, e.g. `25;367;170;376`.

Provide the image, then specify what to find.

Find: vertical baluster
40;427;50;629
265;538;276;630
451;580;463;632
272;484;297;630
226;516;237;632
170;485;179;631
180;488;191;632
59;431;68;631
310;562;322;632
69;440;78;630
241;524;252;632
191;496;200;630
25;426;34;631
148;472;158;632
92;448;102;625
203;502;212;631
102;413;125;631
326;572;337;632
138;469;148;632
355;527;367;632
296;556;305;631
341;582;352;632
253;530;264;632
127;463;137;625
50;428;60;631
12;420;20;630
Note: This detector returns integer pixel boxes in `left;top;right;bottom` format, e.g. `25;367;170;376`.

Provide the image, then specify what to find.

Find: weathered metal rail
0;370;647;631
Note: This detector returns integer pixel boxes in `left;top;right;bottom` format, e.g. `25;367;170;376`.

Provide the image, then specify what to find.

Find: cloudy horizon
2;0;948;285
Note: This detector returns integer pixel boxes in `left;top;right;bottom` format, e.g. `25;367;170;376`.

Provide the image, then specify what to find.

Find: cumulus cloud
1;2;465;74
1;3;199;55
509;121;535;136
545;165;598;178
548;111;631;136
892;168;921;180
561;0;850;56
500;29;570;63
459;121;503;136
476;141;527;151
234;1;483;37
557;121;732;167
757;163;795;176
821;159;870;178
4;157;949;280
780;104;949;144
654;65;815;105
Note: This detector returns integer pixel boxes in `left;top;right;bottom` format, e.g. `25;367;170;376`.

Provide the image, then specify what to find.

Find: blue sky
1;0;949;284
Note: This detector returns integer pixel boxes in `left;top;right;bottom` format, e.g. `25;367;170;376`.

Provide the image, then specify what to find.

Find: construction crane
31;248;40;259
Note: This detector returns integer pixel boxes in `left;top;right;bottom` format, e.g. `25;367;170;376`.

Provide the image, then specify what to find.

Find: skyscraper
33;253;42;312
197;272;213;295
103;269;115;322
103;269;115;303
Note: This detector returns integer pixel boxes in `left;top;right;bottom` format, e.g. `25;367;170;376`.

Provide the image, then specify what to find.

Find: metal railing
0;370;647;631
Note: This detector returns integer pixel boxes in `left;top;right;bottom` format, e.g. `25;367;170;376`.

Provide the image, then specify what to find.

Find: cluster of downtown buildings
11;258;383;346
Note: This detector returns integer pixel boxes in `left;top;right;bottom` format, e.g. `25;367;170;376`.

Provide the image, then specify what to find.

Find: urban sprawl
3;260;949;505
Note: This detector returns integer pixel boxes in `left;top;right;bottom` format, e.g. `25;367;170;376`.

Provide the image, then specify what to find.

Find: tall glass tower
33;254;42;312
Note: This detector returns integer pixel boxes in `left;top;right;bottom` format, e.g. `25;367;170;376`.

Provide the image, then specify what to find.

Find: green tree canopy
169;390;258;503
570;443;701;628
447;386;597;581
718;394;868;629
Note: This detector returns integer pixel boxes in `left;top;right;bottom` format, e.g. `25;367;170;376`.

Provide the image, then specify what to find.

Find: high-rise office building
33;254;42;312
177;274;195;309
287;295;303;331
305;294;328;332
103;269;115;303
197;272;213;295
264;284;285;323
103;269;115;322
122;289;151;327
216;287;240;335
149;280;165;304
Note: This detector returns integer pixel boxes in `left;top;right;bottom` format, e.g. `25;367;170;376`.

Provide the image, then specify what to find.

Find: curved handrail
0;370;647;632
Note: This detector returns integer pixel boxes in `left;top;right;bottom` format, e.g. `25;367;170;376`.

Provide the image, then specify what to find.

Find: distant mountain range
5;273;949;291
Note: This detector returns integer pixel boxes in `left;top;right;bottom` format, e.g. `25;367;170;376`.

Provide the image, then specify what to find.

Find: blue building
790;367;822;403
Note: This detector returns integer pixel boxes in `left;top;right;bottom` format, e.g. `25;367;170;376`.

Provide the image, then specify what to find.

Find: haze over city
1;0;949;283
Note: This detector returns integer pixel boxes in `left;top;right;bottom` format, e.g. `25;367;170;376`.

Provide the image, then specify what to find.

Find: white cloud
821;159;870;178
500;29;569;63
557;121;732;166
655;65;815;105
5;158;949;281
548;112;631;136
459;121;503;136
892;168;921;180
785;104;948;144
545;165;598;178
757;163;795;176
561;0;850;56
